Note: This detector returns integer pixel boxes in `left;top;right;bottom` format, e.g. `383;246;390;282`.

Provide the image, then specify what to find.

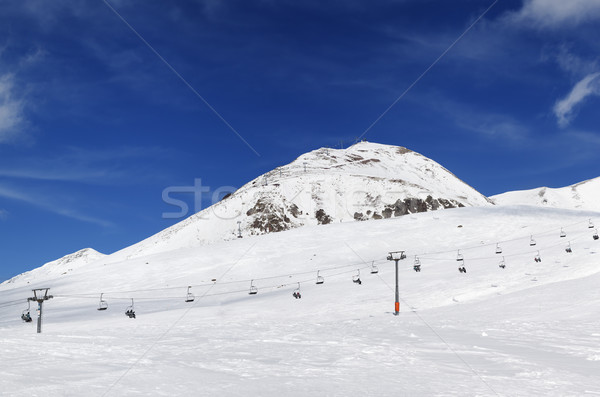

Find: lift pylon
27;288;53;334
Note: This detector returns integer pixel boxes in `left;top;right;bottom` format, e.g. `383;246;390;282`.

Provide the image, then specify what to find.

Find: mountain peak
113;142;491;259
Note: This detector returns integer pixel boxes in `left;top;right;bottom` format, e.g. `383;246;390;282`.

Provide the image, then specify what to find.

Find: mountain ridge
491;176;600;212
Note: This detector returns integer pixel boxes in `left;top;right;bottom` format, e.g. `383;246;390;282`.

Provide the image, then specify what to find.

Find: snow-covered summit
113;141;492;259
1;248;105;286
491;176;600;212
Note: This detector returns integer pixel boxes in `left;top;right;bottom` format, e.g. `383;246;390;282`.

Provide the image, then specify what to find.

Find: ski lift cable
49;216;591;299
8;225;590;303
52;265;374;303
47;257;388;299
0;300;28;308
419;233;589;264
414;218;592;258
4;219;595;305
10;243;596;313
417;225;591;261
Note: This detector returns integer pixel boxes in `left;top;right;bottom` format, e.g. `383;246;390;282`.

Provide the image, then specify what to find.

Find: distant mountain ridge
491;177;600;212
1;248;105;286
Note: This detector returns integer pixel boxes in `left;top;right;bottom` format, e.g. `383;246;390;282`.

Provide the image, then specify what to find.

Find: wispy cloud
0;146;173;184
425;93;530;143
0;184;113;227
505;0;600;29
553;72;600;127
0;73;27;143
568;129;600;146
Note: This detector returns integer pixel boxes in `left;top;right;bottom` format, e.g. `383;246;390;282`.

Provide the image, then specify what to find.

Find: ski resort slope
1;205;600;396
113;142;491;260
491;176;600;212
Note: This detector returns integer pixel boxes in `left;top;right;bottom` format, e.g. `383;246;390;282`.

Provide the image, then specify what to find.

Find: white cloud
0;74;26;143
507;0;600;28
553;72;600;127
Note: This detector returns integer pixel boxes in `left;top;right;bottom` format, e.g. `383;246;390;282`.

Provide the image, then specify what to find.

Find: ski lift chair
534;251;542;263
316;271;324;285
248;280;258;295
499;257;506;269
589;219;595;229
495;243;502;254
565;242;572;253
125;299;136;319
352;270;362;285
560;228;567;238
21;301;33;322
456;250;464;262
529;236;536;246
97;293;108;311
185;286;195;303
292;283;301;299
370;261;379;274
593;229;599;240
413;256;421;272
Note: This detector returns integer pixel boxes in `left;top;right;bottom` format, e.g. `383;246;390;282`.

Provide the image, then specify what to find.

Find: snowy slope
491;176;600;211
1;205;600;396
1;248;105;286
115;141;492;259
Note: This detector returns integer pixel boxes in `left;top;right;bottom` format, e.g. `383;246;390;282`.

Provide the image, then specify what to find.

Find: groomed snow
1;205;600;396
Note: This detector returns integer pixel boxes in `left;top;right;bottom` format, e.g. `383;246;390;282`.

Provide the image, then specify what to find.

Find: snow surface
115;142;492;260
491;177;600;212
2;205;600;396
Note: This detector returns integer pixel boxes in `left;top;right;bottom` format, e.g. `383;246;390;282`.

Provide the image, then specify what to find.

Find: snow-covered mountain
1;248;105;286
114;141;492;259
2;205;600;395
491;177;600;211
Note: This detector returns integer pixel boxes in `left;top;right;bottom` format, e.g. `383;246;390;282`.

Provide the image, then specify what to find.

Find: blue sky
1;0;600;280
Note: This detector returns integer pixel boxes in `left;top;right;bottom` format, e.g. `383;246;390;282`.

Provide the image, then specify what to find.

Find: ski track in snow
1;206;600;396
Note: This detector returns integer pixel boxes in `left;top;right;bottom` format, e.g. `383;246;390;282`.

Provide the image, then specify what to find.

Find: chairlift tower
387;251;406;316
27;288;53;334
237;220;242;238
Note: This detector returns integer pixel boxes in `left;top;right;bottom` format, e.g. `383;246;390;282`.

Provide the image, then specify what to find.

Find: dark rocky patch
360;158;381;165
246;199;292;233
315;209;333;225
289;204;300;218
396;147;412;155
379;196;463;219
